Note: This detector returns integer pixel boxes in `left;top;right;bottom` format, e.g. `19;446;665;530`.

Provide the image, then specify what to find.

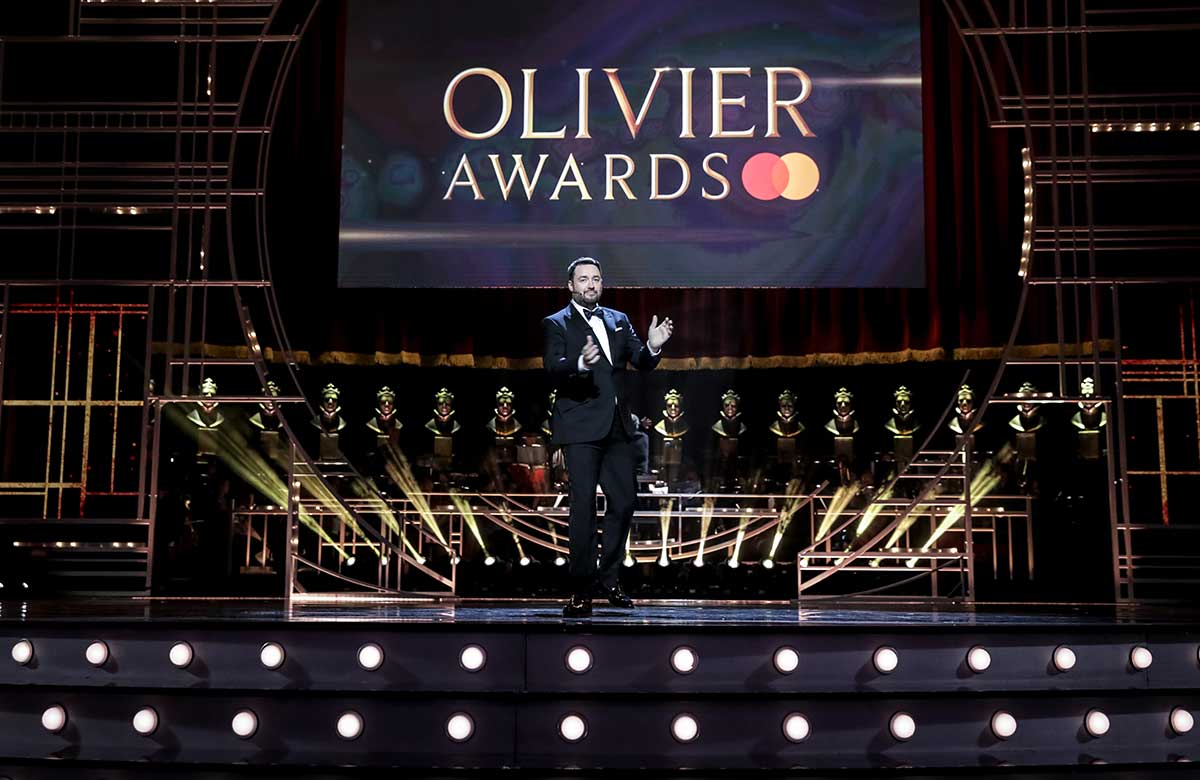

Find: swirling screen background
337;0;924;288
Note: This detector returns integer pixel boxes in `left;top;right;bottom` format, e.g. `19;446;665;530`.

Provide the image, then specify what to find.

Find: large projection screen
337;0;924;288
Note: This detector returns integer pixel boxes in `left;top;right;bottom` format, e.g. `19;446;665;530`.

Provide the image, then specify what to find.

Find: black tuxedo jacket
543;304;660;445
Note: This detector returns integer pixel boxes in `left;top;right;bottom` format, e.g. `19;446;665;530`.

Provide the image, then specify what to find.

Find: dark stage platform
2;598;1198;776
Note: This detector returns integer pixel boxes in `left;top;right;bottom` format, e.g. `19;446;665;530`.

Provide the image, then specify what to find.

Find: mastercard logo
741;152;820;201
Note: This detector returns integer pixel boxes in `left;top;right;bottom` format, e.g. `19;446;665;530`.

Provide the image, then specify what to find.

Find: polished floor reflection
0;597;1193;627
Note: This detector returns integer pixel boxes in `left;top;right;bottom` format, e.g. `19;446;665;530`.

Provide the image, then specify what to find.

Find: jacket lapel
564;304;590;338
600;309;619;365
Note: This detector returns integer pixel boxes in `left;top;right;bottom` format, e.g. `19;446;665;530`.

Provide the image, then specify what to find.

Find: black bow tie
581;307;600;321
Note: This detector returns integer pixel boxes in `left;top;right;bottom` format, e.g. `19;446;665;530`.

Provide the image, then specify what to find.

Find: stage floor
1;597;1196;628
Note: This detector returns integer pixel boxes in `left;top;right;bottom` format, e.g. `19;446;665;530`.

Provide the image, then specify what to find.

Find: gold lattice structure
0;289;151;592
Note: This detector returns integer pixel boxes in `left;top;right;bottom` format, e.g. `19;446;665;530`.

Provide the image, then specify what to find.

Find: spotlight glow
967;646;992;673
671;713;699;742
670;646;698;674
336;711;364;740
519;556;531;567
873;646;899;674
559;713;587;742
889;712;916;741
460;644;486;672
484;556;497;566
1130;646;1153;670
41;705;67;733
11;639;33;666
132;707;159;736
991;711;1017;739
85;641;109;667
761;558;775;569
357;643;384;671
231;710;258;738
1085;709;1110;737
554;556;566;567
782;712;810;742
1171;708;1194;735
259;642;285;670
1053;645;1076;672
168;641;194;669
565;646;593;674
773;646;800;674
446;712;474;742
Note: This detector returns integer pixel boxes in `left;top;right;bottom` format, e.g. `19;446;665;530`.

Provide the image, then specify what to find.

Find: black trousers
562;410;636;596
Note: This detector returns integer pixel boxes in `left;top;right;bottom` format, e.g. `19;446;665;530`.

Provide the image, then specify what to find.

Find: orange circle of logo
741;152;820;201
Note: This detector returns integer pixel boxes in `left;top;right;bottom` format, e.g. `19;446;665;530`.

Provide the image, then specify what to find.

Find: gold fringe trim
952;340;1115;361
666;348;947;370
152;341;1115;370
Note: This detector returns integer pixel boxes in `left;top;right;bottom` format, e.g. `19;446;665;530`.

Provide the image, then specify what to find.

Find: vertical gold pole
79;314;97;514
56;308;75;518
43;305;62;519
111;309;124;492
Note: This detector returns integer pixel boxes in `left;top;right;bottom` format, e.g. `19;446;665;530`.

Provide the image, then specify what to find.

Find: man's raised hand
647;315;674;352
582;334;602;366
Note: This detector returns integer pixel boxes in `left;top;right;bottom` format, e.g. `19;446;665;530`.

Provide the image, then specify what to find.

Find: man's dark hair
567;256;602;281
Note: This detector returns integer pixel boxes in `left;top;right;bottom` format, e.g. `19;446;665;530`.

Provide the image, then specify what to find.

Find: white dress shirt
573;300;661;373
573;300;613;369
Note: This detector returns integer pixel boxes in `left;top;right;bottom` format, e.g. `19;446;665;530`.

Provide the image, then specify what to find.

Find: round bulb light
460;644;486;672
773;646;800;674
447;712;474;742
890;712;916;741
559;713;587;742
357;643;384;671
259;642;285;670
168;642;193;669
991;711;1017;739
85;641;109;667
41;705;67;733
132;707;159;736
1085;709;1110;738
1171;708;1194;735
671;646;698;674
231;710;258;739
565;646;593;674
11;639;33;666
873;646;899;674
337;711;364;740
671;713;699;742
782;713;810;743
967;646;992;673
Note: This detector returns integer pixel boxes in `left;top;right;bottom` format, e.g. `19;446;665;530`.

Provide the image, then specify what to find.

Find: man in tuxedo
544;257;674;617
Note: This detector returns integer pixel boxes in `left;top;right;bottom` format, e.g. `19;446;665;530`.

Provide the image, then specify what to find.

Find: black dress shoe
604;584;634;609
562;595;593;618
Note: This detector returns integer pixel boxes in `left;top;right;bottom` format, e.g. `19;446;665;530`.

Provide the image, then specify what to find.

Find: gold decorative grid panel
0;292;148;520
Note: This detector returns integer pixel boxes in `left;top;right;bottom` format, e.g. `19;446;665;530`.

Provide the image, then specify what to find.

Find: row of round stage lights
6;637;1175;676
1091;121;1200;133
9;639;1197;745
